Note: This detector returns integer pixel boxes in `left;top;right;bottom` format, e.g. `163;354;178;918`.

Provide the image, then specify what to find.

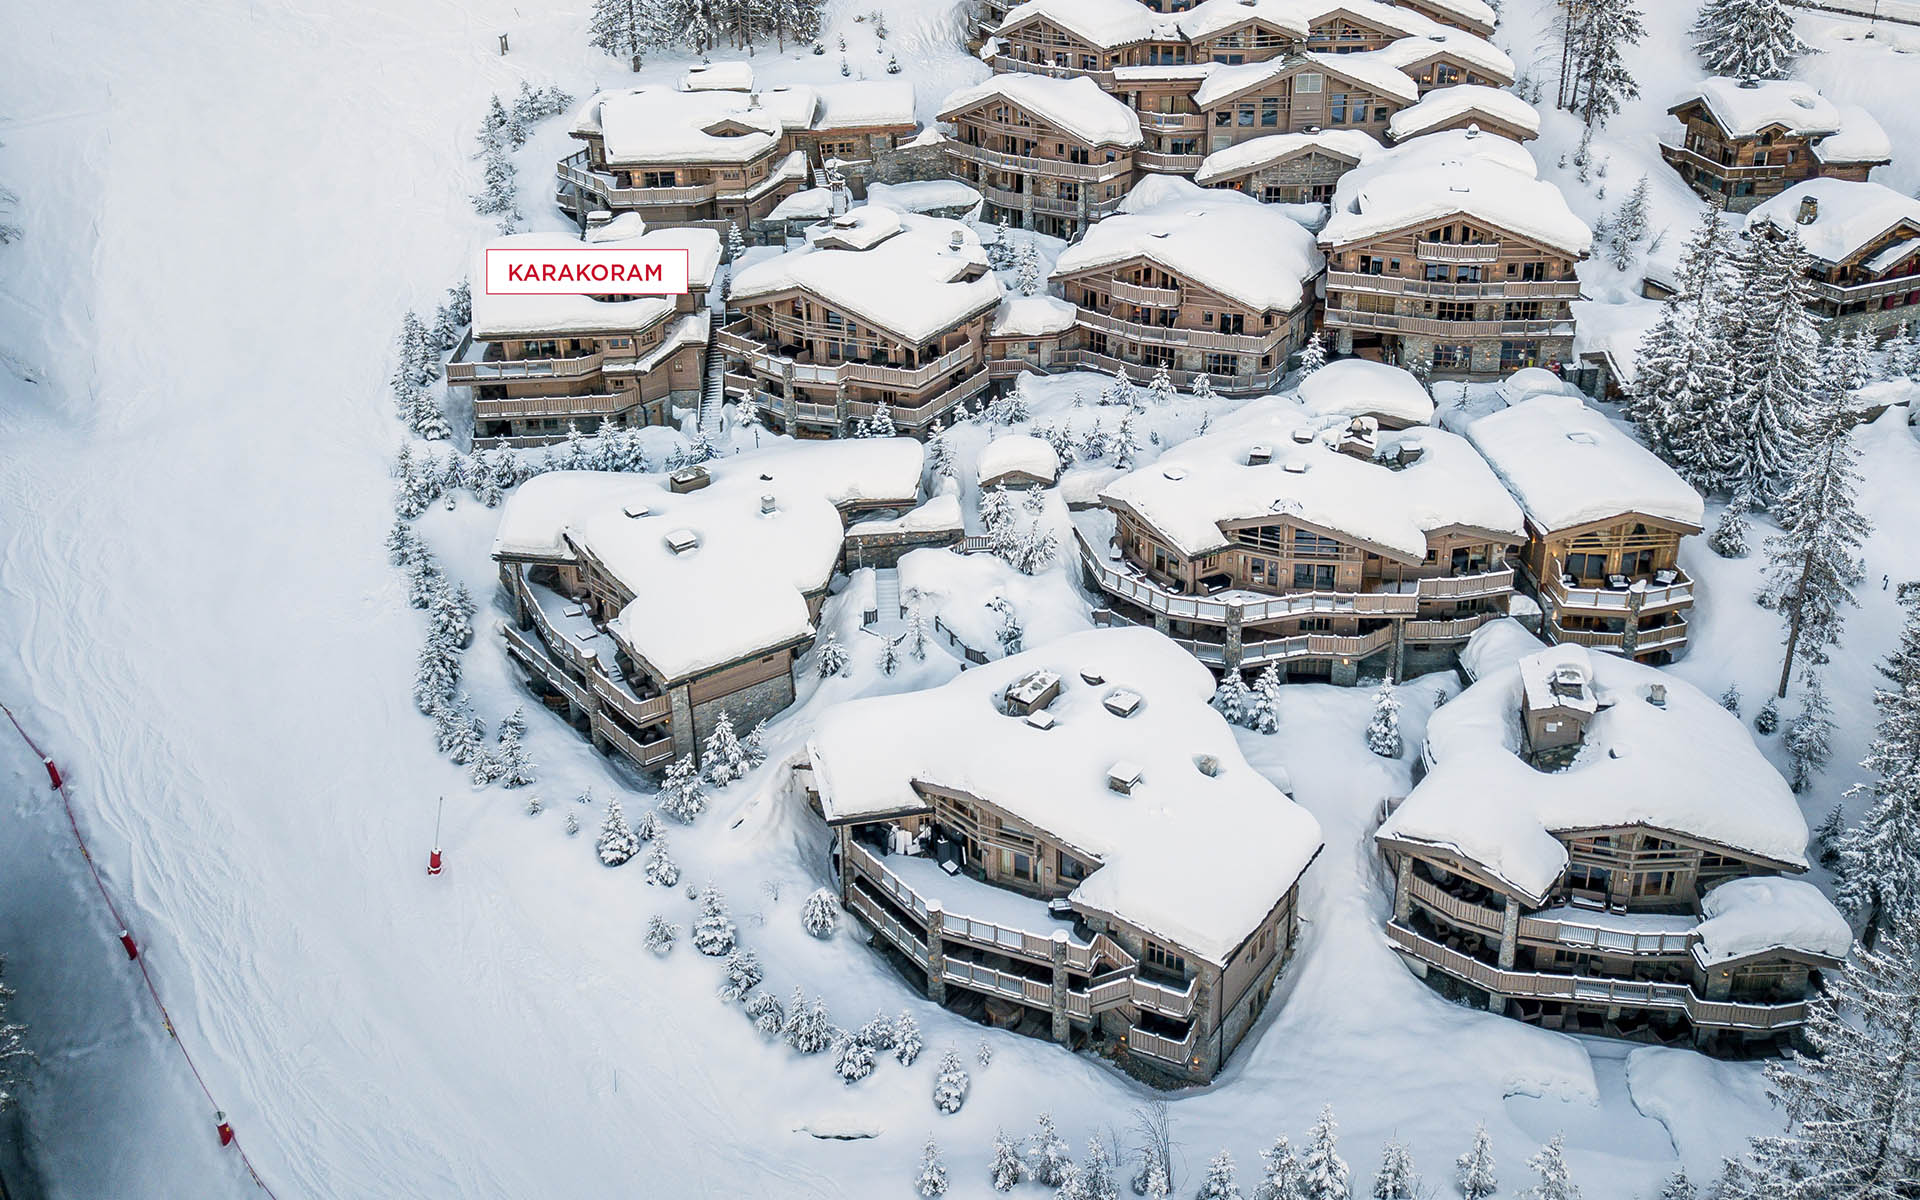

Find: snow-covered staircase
873;568;902;623
698;340;726;438
811;167;831;189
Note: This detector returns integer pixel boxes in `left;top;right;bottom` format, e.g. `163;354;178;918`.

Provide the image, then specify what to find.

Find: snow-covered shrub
917;1137;949;1197
784;990;833;1055
975;1039;993;1069
892;1011;922;1066
1366;682;1402;758
857;1011;896;1051
1719;682;1742;715
642;834;681;887
658;755;708;824
835;1033;876;1086
932;1049;969;1114
596;798;640;866
801;888;839;939
718;949;763;1003
644;915;679;955
691;887;737;957
745;990;785;1038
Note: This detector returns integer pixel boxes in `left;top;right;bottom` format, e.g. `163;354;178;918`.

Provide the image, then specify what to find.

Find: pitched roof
1465;395;1704;533
1386;84;1539;141
938;74;1143;147
1194;127;1383;184
1746;178;1920;266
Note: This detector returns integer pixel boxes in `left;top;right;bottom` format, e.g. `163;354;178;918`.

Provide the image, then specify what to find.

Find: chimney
949;230;965;251
1647;683;1668;708
1798;195;1819;226
761;493;777;514
1247;443;1273;466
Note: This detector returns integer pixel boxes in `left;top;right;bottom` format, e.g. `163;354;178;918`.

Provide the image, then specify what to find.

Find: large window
1293;563;1337;589
1292;529;1341;557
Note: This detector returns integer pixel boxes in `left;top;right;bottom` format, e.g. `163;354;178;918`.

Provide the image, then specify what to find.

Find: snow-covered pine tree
691;886;737;956
428;581;475;649
976;1039;993;1068
468;743;504;786
1248;664;1282;734
0;960;31;1113
907;603;932;661
644;914;680;954
1569;0;1646;128
701;712;749;786
1691;0;1808;79
1719;681;1742;714
835;1031;876;1086
1835;590;1920;945
743;719;768;767
718;948;763;1002
879;634;901;676
932;1049;969;1113
801;887;839;938
990;1129;1023;1191
1101;368;1137;409
1655;1169;1695;1200
658;754;710;823
1370;1141;1418;1199
1196;1150;1243;1200
917;1137;950;1197
1299;329;1327;376
1522;1135;1578;1200
1755;696;1781;734
1027;1113;1074;1187
1784;675;1834;792
1214;670;1252;726
1709;496;1751;558
1456;1125;1497;1200
815;630;851;678
989;595;1023;656
1759;385;1868;697
1366;680;1402;758
1255;1135;1304;1200
927;425;957;481
745;989;785;1037
1718;226;1822;505
473;135;521;228
1014;241;1042;297
1300;1107;1350;1200
1069;1136;1119;1200
1608;176;1651;270
642;832;681;887
1193;371;1215;402
1628;204;1734;481
1079;420;1110;463
597;798;641;866
1148;364;1177;407
893;1011;923;1065
1112;411;1141;470
414;635;461;715
784;989;834;1054
495;710;537;787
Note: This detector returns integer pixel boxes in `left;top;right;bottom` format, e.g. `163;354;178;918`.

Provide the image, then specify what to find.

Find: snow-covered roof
1379;644;1812;903
470;220;722;340
1099;397;1523;560
1746;179;1920;267
1570;296;1662;391
586;87;784;164
807;627;1324;964
847;492;964;537
1194;128;1383;185
1398;0;1497;33
1810;103;1893;165
1293;359;1434;426
680;62;754;92
492;441;925;681
977;434;1062;487
730;208;1001;344
938;75;1142;147
1693;878;1850;968
997;0;1170;48
1386;85;1539;141
1320;129;1588;256
865;179;983;215
1457;616;1545;681
1178;0;1313;42
1052;178;1323;312
1195;50;1419;110
769;188;834;220
1373;31;1515;83
811;81;918;131
990;294;1080;338
1673;77;1841;140
1466;395;1703;533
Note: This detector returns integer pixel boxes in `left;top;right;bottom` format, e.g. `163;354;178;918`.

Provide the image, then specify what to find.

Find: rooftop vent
622;503;652;519
760;494;778;515
1194;753;1221;778
1024;710;1058;731
1107;761;1145;795
1791;95;1816;109
1464;122;1481;139
1647;683;1668;708
665;528;700;555
1566;430;1599;446
585;209;615;229
1078;669;1106;686
1247;443;1273;466
669;466;712;493
1005;669;1063;716
1282;459;1310;474
1289;428;1315;444
949;230;965;250
1798;195;1820;225
1396;440;1425;468
1103;688;1143;717
1162;466;1188;481
1738;75;1763;89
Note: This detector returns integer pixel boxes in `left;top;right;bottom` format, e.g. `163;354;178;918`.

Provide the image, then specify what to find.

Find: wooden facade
1758;193;1920;338
1659;95;1885;214
1196;59;1412;155
940;89;1138;238
1518;511;1698;663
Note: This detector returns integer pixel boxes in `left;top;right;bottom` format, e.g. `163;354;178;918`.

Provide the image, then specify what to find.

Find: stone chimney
1798;195;1820;226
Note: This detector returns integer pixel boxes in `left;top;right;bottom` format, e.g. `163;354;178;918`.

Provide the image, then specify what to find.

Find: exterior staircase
698;340;726;439
874;568;902;623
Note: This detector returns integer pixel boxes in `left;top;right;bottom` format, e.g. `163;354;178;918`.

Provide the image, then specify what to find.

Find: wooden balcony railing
1404;613;1500;642
1133;150;1207;173
986;55;1117;89
1322;308;1568;339
1126;1023;1199;1066
449;351;607;383
1403;873;1695;957
947;140;1131;183
590;712;676;768
1809;271;1920;306
1656;142;1790;180
557;153;721;207
846;884;930;968
1413;241;1502;264
1544;570;1693;613
1547;617;1689;653
1326;270;1581;302
1074;306;1282;354
473;390;635;420
1106;278;1183;309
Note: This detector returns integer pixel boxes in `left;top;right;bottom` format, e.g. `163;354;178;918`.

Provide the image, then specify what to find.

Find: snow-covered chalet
1746;179;1920;339
1659;77;1892;214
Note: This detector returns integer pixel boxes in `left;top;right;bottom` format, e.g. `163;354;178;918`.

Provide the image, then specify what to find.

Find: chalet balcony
1074;306;1283;354
986;54;1116;90
472;390;636;421
1105;278;1183;309
1325;270;1582;302
1403;612;1503;642
449;349;609;384
718;321;980;392
1656;141;1789;181
1133;150;1207;174
1401;871;1696;959
1385;922;1809;1032
946;140;1131;183
1543;568;1693;614
1322;306;1570;340
1413;240;1502;265
556;150;719;207
1547;616;1690;655
1808;269;1920;307
509;568;674;731
977;184;1127;222
745;370;992;432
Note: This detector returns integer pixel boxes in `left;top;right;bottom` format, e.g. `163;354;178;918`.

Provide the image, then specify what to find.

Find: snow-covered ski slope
1;0;1918;1197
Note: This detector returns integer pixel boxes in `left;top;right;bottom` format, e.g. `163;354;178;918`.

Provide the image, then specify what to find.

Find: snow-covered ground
1;0;1916;1197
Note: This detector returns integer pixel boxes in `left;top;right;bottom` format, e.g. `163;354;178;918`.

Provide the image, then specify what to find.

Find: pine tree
1522;1135;1577;1200
1299;330;1327;377
642;831;680;886
1255;1135;1305;1200
932;1049;969;1114
1569;0;1647;128
1197;1151;1244;1200
658;754;709;823
742;719;768;768
893;1011;923;1065
879;634;902;676
1456;1125;1497;1200
1193;372;1216;402
835;1032;876;1086
692;886;737;956
1371;1141;1418;1200
1248;664;1282;734
927;425;957;481
1836;591;1920;945
1719;227;1821;505
1022;1114;1074;1187
815;631;851;678
1066;1136;1118;1200
493;711;535;788
989;596;1023;656
1785;675;1835;792
702;712;749;786
1215;671;1252;726
1719;681;1743;715
1709;497;1751;558
1628;204;1734;481
644;914;680;954
991;1129;1024;1191
1755;697;1781;735
1112;411;1141;470
719;949;763;1002
1692;0;1807;79
1720;918;1920;1197
1759;385;1868;696
1608;176;1651;269
1148;364;1178;407
801;887;839;938
1366;680;1402;758
915;1137;950;1196
907;604;932;661
784;990;834;1054
1656;1169;1696;1200
1101;369;1137;409
746;989;785;1037
1014;241;1043;297
1301;1107;1350;1200
597;798;641;865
